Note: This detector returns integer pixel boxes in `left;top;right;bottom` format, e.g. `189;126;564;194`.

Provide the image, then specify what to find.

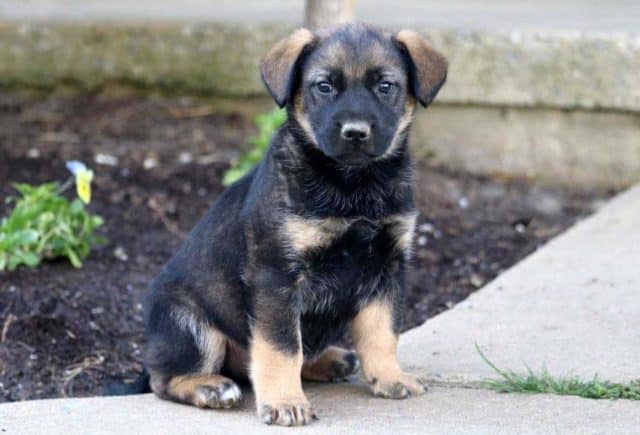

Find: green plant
222;107;286;186
476;343;640;400
0;182;104;271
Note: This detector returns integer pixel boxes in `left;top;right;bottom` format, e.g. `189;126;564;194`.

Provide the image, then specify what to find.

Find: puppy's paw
367;373;428;399
258;401;317;426
193;381;243;409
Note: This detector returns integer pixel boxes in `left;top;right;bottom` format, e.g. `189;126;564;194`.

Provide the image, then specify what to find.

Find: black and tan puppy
144;23;447;426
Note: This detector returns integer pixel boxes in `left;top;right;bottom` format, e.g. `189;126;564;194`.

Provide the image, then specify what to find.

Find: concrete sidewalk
1;185;639;433
399;184;640;385
1;386;638;435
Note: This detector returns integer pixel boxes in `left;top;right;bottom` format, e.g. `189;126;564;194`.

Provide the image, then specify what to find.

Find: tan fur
383;96;417;157
250;329;314;425
394;30;448;106
313;40;348;71
172;307;226;374
249;329;306;405
293;91;318;145
351;299;427;398
385;212;418;255
302;346;354;381
351;299;401;380
314;26;390;79
261;28;315;105
283;215;349;253
283;213;415;256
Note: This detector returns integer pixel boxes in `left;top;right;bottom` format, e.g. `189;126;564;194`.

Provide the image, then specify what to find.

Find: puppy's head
261;23;447;166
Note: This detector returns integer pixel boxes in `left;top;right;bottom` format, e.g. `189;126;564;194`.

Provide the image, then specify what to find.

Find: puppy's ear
261;28;316;107
394;30;448;107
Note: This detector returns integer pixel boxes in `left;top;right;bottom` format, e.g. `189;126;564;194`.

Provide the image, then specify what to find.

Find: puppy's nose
340;121;371;142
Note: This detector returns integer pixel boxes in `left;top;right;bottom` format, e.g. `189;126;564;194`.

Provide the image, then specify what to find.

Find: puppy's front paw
367;373;428;399
258;401;317;426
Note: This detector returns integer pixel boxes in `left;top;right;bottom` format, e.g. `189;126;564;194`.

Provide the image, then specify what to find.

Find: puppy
144;23;447;426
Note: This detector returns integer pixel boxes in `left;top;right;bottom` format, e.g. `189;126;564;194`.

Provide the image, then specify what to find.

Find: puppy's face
296;27;411;164
261;24;448;166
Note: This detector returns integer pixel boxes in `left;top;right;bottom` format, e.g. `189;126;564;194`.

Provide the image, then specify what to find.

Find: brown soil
0;94;607;402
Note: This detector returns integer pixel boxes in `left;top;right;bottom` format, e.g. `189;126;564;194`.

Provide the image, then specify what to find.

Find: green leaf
91;216;104;227
222;107;285;186
70;198;84;214
20;251;41;267
222;166;250;185
10;229;40;246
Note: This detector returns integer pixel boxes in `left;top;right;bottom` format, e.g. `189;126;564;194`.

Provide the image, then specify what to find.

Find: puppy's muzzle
337;120;379;164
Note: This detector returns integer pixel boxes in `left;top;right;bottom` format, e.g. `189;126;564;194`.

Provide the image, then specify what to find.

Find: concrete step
1;386;638;435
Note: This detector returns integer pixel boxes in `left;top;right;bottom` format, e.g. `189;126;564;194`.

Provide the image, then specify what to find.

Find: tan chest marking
283;215;350;253
282;212;417;255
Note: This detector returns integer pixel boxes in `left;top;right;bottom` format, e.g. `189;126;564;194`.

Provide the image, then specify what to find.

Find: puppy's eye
316;81;333;94
378;81;393;94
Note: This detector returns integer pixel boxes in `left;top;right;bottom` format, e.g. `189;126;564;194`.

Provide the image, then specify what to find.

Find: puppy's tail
103;369;151;396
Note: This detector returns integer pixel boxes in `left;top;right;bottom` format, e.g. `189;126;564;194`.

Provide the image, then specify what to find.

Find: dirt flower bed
0;94;607;402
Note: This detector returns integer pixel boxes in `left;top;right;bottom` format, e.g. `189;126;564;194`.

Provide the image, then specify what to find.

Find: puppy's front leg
352;298;428;399
249;292;314;426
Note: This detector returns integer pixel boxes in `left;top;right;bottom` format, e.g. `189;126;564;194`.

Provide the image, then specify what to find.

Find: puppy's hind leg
146;306;243;409
302;346;360;382
151;373;243;409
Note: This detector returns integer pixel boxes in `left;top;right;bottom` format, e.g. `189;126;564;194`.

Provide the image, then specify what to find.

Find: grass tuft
475;343;640;400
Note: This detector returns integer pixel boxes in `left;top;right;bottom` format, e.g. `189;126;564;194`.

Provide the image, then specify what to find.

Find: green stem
57;177;75;195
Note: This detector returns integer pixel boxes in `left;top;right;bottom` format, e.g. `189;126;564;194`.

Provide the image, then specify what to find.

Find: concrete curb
411;104;640;190
0;22;289;96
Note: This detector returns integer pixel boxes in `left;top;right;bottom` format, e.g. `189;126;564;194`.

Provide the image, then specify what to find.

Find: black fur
103;370;150;395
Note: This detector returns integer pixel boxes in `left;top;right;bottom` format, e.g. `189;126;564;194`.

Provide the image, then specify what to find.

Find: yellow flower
66;161;94;204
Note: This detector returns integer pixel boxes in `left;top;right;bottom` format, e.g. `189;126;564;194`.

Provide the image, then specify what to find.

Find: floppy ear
260;28;316;107
394;30;448;107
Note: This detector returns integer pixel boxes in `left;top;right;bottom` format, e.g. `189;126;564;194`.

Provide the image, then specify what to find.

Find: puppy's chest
281;213;414;326
282;212;416;261
282;212;416;295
